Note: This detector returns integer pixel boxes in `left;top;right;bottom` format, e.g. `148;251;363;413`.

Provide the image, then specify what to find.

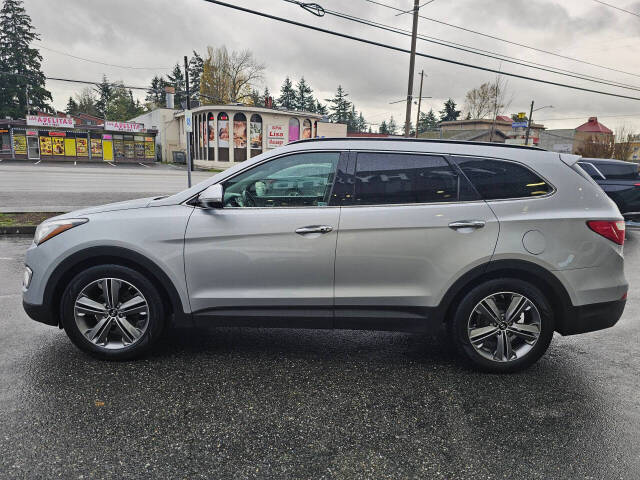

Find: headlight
34;218;88;245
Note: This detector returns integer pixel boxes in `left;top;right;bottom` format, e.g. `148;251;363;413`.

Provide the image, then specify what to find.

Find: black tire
449;278;554;373
61;264;166;360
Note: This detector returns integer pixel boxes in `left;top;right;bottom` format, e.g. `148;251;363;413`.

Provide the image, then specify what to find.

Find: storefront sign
13;135;27;155
39;136;52;155
26;130;38;136
48;131;66;137
267;124;286;140
267;138;285;148
52;137;65;155
104;121;144;133
102;134;112;140
76;138;88;157
27;115;75;128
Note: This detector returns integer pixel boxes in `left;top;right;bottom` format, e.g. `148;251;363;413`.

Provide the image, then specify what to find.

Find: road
0;234;639;479
0;161;212;212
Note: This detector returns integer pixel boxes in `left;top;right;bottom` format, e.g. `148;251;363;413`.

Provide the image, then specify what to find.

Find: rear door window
596;162;639;180
454;157;552;200
353;152;477;205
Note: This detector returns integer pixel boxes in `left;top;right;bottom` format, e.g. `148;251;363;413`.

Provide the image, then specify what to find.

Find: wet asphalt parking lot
1;234;639;479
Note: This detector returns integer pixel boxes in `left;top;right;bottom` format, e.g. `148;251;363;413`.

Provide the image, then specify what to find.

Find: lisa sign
104;121;144;133
26;115;75;128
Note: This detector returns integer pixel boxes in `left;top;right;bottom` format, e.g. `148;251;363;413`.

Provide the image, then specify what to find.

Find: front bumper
23;300;58;327
557;298;626;335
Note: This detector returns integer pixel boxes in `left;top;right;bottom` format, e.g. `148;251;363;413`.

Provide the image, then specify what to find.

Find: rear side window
354;153;476;205
577;162;602;179
596;162;639;180
454;157;552;200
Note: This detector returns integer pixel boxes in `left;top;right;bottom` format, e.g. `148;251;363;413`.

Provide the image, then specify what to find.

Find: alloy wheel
467;291;542;363
74;278;149;350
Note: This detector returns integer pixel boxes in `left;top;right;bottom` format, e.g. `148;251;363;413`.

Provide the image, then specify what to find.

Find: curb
0;226;36;235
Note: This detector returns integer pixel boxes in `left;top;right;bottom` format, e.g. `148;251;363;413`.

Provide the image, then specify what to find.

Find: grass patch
0;212;63;227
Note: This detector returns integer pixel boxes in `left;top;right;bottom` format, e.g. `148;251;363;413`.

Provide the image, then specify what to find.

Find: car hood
55;196;158;219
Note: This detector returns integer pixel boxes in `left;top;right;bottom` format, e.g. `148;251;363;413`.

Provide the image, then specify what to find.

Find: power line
204;0;640;101
321;7;640;93
591;0;640;19
363;0;640;79
395;0;436;16
35;43;171;70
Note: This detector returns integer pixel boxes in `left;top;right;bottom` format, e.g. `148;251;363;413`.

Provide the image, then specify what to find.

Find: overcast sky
23;0;640;132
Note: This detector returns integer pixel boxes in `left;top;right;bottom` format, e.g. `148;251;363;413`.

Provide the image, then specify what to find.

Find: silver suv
22;139;628;372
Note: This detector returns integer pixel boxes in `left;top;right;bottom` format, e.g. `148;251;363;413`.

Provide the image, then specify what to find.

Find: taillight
587;220;625;245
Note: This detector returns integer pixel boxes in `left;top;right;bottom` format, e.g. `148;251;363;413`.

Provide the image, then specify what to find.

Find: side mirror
198;184;224;209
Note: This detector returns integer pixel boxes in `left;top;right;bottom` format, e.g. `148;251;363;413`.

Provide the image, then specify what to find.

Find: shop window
76;136;89;157
234;112;247;162
134;136;145;158
288;118;300;142
207;112;215;160
1;130;11;153
218;112;229;162
124;136;134;158
145;137;155;160
250;114;263;157
302;119;312;139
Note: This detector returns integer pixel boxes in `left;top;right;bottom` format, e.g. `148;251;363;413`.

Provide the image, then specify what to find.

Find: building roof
496;115;512;122
576;117;613;134
173;104;323;119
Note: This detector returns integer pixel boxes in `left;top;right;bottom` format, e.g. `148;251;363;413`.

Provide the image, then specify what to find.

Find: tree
613;125;636;161
379;120;388;134
262;86;275;107
65;96;78;115
463;82;500;119
74;87;99;117
356;111;367;132
105;83;144;121
418;108;438;133
94;75;113;118
277;76;296;110
145;75;166;108
577;135;615;159
387;116;398;135
0;0;51;118
200;45;264;104
248;88;261;106
439;98;461;122
188;50;204;105
314;99;328;115
167;63;185;107
294;77;314;112
326;85;352;123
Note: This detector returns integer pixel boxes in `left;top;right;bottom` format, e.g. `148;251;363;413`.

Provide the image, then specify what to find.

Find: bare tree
612;124;636;161
489;75;512;142
199;46;265;104
464;77;512;120
577;135;615;158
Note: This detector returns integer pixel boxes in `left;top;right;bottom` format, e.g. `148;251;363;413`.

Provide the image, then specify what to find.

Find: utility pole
184;55;192;187
404;0;420;137
524;100;534;146
415;69;425;138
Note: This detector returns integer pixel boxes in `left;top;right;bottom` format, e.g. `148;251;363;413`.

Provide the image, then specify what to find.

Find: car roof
290;137;545;151
581;158;636;166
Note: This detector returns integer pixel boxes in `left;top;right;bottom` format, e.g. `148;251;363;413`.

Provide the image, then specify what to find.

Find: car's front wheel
61;265;166;360
449;278;554;373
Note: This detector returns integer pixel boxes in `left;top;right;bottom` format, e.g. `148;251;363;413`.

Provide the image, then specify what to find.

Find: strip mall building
0;114;157;162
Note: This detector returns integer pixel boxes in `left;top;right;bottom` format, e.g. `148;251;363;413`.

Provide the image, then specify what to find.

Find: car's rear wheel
449;278;554;373
61;265;166;360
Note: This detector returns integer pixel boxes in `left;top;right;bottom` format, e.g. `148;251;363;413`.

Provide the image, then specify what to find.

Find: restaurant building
0;113;158;163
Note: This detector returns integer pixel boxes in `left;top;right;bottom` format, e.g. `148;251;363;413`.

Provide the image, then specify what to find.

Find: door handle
448;220;486;230
295;225;333;235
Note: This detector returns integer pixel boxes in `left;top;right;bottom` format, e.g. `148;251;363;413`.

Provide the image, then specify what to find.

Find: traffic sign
184;110;193;133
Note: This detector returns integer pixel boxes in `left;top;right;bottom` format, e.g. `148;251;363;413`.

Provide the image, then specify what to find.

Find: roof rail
290;137;545;151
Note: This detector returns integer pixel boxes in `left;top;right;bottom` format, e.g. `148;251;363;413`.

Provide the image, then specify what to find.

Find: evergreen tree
387;116;398;135
106;83;143;121
418;108;438;133
439;98;461;122
277;76;296;110
249;88;261;106
294;77;314;112
326;85;352;123
145;75;166;107
94;74;113;118
356;111;367;132
0;0;51;118
378;120;388;134
314;100;328;116
65;96;78;115
346;105;358;132
188;51;204;105
167;63;185;107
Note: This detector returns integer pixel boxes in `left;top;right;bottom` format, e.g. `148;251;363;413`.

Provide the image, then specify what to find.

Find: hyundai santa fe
22;139;628;372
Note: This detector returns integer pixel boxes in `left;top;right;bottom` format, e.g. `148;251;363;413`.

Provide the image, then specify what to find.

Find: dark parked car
578;158;640;222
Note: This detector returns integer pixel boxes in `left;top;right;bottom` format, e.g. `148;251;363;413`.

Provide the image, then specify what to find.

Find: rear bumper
23;300;58;327
557;298;626;335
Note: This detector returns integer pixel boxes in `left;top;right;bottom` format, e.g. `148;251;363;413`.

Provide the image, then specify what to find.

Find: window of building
250;114;263;157
455;157;552;199
302;119;312;139
289;118;300;142
218;112;229;161
222;152;340;208
234;113;247;162
353;153;464;205
207;112;215;160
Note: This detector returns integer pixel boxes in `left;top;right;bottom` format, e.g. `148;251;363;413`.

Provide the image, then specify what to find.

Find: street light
525;102;554;146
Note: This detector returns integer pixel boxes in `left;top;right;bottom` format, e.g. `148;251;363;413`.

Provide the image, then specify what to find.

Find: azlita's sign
26;115;75;128
104;121;144;133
